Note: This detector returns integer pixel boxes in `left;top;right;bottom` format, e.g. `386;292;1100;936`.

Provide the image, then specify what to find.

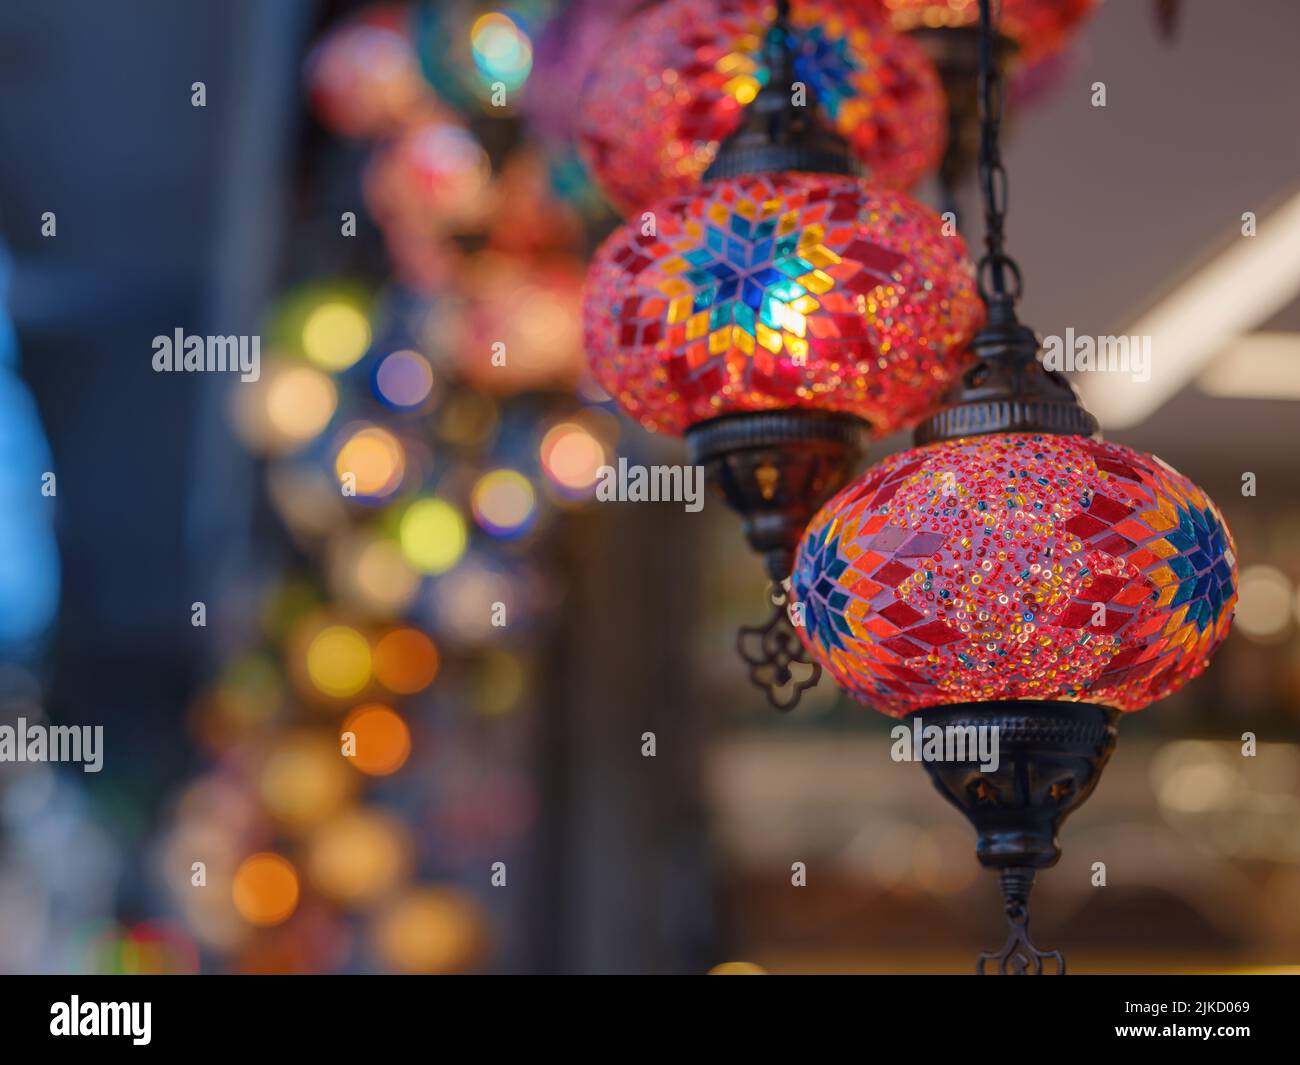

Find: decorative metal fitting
916;700;1120;973
914;315;1101;444
687;409;868;710
703;0;859;181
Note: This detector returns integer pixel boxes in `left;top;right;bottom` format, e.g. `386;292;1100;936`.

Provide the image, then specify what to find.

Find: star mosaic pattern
582;172;982;435
577;0;946;215
879;0;1098;61
791;434;1237;717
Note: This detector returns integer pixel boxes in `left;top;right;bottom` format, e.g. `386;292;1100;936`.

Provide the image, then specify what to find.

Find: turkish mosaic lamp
791;303;1237;969
581;0;979;708
577;0;947;216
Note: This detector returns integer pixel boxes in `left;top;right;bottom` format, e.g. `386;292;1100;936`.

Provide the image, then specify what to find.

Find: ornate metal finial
977;867;1065;975
914;0;1099;445
686;409;868;710
736;582;821;711
703;0;859;180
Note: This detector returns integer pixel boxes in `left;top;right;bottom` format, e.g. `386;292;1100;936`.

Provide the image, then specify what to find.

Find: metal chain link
976;0;1023;309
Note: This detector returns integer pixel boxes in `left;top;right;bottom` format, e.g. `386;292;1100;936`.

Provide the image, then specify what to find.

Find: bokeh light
232;853;301;927
260;731;356;829
232;361;338;454
471;468;536;538
340;704;412;776
331;534;422;616
540;421;605;498
306;809;411;905
399;497;468;574
372;627;440;694
306;624;372;698
335;425;407;499
266;364;338;444
708;961;768;975
1235;564;1293;642
371;887;489;974
302;301;372;371
470;13;534;91
374;348;436;409
474;650;526;716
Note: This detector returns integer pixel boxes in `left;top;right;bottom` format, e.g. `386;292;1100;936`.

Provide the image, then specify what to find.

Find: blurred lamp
577;0;946;216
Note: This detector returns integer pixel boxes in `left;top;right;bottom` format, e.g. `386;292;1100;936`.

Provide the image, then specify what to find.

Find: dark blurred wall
0;1;314;856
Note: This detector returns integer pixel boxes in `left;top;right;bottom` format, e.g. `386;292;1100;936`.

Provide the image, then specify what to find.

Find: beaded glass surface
577;0;946;215
582;172;982;436
792;434;1237;717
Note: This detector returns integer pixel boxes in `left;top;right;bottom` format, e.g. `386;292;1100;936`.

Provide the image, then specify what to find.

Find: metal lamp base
915;701;1120;973
686;409;869;709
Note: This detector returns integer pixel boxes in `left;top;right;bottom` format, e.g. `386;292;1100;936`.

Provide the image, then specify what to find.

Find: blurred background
0;0;1298;974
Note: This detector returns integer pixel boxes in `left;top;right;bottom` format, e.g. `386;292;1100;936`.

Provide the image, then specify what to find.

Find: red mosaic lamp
583;0;982;707
791;0;1236;972
577;0;948;217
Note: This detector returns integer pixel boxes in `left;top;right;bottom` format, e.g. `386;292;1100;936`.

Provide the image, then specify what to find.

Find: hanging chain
976;0;1023;314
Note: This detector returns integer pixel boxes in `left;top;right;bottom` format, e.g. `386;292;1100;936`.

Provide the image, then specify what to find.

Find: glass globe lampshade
788;309;1237;970
305;3;434;138
792;432;1237;716
577;0;947;216
582;171;983;438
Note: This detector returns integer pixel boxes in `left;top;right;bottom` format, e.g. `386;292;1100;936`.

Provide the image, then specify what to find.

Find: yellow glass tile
685;311;709;341
657;278;689;298
798;270;835;294
785;336;808;364
1149;564;1175;587
667;294;693;324
1155;584;1176;607
755;322;783;354
1140;509;1175;532
658;256;687;274
781;310;807;338
708;328;731;355
707;202;729;227
1162;605;1188;636
734;327;755;355
790;294;819;314
715;52;750;76
722;74;760;104
1147;538;1177;559
798;224;825;249
736;199;755;221
804;245;842;268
